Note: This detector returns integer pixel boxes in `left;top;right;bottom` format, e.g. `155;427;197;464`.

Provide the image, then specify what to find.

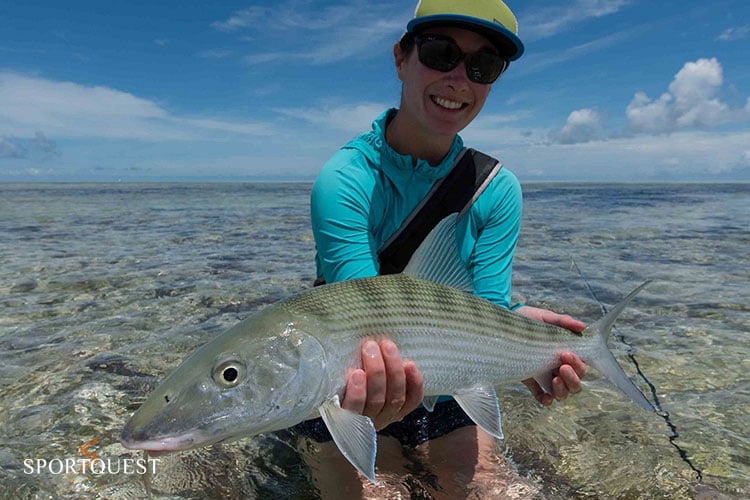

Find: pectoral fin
318;395;378;483
453;385;504;440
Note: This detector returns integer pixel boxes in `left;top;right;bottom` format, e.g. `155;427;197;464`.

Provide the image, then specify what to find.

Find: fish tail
586;280;656;412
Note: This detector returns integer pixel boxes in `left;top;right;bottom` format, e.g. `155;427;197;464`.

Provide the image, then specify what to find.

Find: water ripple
1;182;747;498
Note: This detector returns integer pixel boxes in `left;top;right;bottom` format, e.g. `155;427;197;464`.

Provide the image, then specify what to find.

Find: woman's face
395;26;495;140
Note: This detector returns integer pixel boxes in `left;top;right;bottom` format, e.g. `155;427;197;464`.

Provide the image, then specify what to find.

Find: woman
301;0;587;495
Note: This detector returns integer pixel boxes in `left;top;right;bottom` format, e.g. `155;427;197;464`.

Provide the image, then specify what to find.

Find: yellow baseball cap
407;0;524;60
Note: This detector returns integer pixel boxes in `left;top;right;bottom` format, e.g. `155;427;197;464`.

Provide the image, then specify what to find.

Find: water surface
1;182;747;498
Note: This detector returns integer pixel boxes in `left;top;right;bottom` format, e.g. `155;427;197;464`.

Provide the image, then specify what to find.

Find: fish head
120;312;328;453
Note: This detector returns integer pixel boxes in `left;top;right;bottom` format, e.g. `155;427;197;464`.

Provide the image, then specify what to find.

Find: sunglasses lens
466;52;508;84
417;38;462;72
415;35;508;84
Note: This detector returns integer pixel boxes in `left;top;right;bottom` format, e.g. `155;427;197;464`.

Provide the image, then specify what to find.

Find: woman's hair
398;32;417;54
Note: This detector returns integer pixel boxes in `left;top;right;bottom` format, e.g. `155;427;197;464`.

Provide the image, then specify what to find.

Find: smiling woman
299;0;591;496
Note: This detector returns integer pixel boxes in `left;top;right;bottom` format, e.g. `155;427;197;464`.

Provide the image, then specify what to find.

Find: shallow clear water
0;182;747;498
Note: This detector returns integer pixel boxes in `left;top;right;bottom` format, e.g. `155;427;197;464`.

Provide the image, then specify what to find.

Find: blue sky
1;0;749;182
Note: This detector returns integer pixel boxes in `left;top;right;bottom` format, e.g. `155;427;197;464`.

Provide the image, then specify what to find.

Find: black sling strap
377;147;502;275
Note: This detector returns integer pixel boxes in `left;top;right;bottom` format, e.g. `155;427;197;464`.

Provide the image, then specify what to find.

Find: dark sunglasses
414;34;509;84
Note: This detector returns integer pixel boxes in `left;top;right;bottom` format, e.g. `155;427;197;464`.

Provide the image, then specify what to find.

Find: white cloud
462;125;536;149
716;24;750;42
626;58;746;134
243;52;288;65
515;29;637;76
0;132;59;159
470;111;532;127
521;0;631;41
498;129;750;181
304;18;405;64
212;1;409;64
625;91;674;134
0;167;34;177
275;102;387;133
180;118;272;136
669;58;728;128
0;72;275;141
512;57;750;179
197;49;234;59
460;111;537;146
550;108;603;144
31;131;58;154
466;75;749;180
211;7;268;32
0;72;169;140
0;136;22;158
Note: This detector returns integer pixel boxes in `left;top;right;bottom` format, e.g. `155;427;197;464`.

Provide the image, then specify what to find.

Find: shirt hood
343;108;464;184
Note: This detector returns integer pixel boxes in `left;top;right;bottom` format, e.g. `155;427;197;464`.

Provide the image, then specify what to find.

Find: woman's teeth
432;96;464;110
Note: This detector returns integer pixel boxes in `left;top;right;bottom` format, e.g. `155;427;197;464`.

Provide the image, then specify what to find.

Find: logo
23;436;160;475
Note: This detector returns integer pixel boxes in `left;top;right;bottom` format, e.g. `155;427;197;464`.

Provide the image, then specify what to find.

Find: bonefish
121;213;656;482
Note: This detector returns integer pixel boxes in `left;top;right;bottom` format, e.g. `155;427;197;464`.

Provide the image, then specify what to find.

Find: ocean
0;182;747;498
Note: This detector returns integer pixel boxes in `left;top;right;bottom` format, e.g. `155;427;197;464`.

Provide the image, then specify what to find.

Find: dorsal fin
402;213;473;292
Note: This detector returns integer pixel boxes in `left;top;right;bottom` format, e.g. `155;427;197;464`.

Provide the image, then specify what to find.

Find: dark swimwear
293;399;475;448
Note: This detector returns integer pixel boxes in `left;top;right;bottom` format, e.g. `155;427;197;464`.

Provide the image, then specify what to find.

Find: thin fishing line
569;259;703;483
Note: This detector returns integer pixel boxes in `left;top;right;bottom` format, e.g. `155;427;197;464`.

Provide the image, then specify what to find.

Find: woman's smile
431;95;467;111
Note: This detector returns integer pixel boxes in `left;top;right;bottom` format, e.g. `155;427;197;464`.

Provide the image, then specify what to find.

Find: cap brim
407;14;524;61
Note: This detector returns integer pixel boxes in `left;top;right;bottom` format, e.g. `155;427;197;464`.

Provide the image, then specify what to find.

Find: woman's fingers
341;338;425;430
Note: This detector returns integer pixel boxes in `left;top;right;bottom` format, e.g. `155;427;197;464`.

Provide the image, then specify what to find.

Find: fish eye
212;359;246;388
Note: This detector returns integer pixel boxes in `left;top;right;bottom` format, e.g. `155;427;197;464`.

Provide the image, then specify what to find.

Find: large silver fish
120;214;656;482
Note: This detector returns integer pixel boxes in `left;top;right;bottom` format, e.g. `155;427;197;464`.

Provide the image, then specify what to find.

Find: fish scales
280;274;586;392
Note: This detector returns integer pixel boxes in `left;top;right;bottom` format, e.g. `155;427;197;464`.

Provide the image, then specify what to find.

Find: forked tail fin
586;280;657;412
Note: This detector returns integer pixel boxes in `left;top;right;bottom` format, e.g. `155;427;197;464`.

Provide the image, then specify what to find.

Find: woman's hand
341;339;424;430
516;305;588;406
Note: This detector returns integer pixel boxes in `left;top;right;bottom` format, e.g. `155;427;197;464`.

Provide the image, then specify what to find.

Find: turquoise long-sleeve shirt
311;109;522;309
